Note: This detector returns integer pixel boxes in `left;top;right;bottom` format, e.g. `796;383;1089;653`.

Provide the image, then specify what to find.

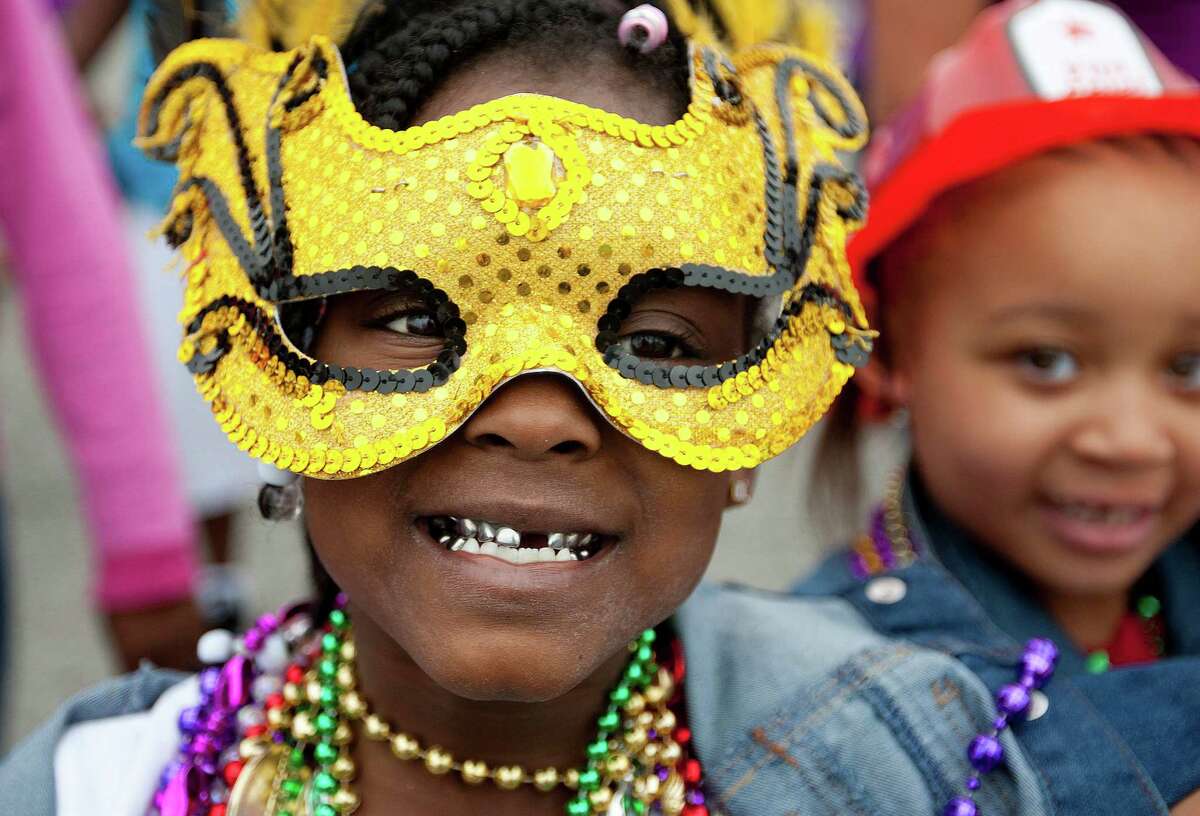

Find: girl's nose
1068;381;1175;469
461;373;603;463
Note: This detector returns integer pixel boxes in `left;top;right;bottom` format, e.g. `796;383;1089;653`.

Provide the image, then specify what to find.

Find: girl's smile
1036;495;1166;557
423;512;616;562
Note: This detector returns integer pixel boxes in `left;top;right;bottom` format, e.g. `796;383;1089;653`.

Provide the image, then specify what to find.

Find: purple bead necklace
848;473;919;580
942;638;1059;816
861;472;1062;816
153;601;318;816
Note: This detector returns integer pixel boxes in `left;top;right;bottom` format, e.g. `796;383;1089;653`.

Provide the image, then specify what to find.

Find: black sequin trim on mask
144;62;273;280
186;267;466;393
595;267;855;389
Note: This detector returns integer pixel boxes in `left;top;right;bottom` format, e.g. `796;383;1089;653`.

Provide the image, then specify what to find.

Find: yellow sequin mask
138;31;872;479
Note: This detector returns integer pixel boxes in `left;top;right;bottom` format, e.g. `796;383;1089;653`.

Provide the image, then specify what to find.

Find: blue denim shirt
0;581;1059;816
795;474;1200;814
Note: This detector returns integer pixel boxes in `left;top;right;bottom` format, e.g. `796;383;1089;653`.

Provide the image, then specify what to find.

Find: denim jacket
794;474;1200;815
1;578;1062;816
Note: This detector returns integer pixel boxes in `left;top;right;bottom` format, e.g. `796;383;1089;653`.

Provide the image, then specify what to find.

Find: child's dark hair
259;0;697;610
340;0;691;130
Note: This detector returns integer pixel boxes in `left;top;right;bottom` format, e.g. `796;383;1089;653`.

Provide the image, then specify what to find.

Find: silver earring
258;480;303;521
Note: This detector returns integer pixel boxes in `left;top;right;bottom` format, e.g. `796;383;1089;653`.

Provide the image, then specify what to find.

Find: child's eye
1169;353;1200;392
384;311;442;338
615;331;696;360
1015;348;1079;384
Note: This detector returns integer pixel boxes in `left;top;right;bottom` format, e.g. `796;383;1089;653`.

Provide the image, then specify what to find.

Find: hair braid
341;0;689;131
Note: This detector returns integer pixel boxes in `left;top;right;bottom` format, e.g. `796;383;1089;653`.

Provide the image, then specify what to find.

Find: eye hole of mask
278;280;467;387
597;269;762;355
607;288;753;365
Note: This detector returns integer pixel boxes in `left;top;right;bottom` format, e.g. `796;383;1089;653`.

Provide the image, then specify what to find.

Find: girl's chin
421;659;597;703
399;626;620;702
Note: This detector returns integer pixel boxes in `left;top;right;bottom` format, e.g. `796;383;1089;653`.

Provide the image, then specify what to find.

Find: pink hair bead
619;4;669;54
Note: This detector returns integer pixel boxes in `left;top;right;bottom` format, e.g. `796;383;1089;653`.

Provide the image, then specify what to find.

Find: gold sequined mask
138;33;872;479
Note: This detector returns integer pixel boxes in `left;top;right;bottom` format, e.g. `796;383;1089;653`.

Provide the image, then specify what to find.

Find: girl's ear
854;354;910;418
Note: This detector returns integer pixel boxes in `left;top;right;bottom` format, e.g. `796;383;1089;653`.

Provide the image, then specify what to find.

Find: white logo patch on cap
1009;0;1163;99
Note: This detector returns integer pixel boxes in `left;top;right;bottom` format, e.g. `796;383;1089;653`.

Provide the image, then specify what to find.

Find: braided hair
340;0;691;130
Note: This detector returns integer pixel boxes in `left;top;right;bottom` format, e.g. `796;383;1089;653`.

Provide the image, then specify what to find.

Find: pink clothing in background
0;0;198;611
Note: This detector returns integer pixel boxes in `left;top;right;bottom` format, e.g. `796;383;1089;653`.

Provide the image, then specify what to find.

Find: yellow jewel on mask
137;29;872;481
503;140;559;208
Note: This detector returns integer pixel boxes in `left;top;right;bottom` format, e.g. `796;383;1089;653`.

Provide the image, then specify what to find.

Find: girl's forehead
413;68;681;130
893;148;1200;332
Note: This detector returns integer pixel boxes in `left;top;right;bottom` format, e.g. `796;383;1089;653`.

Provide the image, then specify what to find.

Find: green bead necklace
1084;594;1166;674
240;607;699;816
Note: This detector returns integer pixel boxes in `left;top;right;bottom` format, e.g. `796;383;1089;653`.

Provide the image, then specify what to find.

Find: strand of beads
568;628;710;816
155;606;297;816
568;628;670;816
336;621;706;816
232;605;708;816
258;601;359;816
943;638;1059;816
848;473;920;579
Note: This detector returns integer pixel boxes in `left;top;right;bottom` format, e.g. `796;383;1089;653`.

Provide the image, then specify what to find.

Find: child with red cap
800;0;1200;813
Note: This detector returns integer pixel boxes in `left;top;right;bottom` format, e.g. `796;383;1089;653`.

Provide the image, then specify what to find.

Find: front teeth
546;532;595;550
469;541;575;564
442;537;581;563
432;516;603;563
1059;503;1143;525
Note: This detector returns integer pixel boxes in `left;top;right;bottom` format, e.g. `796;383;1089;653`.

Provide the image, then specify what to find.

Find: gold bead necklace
234;615;697;816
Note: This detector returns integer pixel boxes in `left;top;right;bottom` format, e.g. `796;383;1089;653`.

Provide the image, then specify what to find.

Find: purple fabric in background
1002;0;1200;79
1113;0;1200;79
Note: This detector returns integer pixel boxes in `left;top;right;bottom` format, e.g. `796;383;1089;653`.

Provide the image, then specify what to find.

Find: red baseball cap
849;0;1200;295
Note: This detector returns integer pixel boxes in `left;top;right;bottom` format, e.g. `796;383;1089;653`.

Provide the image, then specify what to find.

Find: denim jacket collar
907;470;1200;670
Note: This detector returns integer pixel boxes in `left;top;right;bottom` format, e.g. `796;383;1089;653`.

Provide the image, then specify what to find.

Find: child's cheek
907;346;1062;529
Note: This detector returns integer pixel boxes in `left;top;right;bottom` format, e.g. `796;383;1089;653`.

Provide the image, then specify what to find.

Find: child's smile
424;514;615;563
1036;493;1167;557
301;370;733;703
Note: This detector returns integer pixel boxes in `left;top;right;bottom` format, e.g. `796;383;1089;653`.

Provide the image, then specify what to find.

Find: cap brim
849;95;1200;282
